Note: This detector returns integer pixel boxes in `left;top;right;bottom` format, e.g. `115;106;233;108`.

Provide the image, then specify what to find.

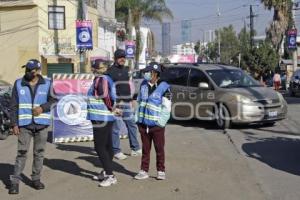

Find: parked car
289;69;300;97
131;70;144;99
161;64;287;129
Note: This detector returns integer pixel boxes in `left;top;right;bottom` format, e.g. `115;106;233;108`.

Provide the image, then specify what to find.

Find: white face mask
143;72;152;81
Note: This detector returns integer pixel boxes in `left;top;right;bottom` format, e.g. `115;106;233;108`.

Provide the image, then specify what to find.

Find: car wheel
215;103;231;130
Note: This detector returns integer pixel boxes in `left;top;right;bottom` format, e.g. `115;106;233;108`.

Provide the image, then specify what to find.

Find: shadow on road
0;163;14;189
0;163;32;190
46;143;136;178
168;119;219;130
44;158;96;179
169;118;277;131
242;137;300;176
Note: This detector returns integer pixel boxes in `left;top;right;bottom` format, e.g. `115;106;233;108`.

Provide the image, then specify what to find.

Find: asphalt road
0;94;299;200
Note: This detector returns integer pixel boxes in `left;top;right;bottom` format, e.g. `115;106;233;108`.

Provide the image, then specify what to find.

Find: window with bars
48;6;65;30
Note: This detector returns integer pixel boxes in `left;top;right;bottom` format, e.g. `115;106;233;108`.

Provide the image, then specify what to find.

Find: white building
132;27;152;69
172;42;196;55
88;0;117;61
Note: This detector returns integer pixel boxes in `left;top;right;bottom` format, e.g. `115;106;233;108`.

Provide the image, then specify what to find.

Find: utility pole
217;0;221;63
250;5;254;48
292;0;298;72
78;0;86;73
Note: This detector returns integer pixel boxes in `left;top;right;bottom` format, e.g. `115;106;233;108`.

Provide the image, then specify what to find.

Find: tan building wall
0;0;99;83
0;4;39;84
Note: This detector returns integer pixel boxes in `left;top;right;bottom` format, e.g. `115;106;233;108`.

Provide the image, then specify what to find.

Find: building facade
172;42;196;55
0;0;99;83
162;22;171;57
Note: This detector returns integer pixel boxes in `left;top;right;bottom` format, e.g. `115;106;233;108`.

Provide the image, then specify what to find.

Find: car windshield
206;69;262;88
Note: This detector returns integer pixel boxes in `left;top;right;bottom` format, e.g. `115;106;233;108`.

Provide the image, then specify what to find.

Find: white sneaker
130;149;142;156
157;171;166;180
99;175;117;187
114;152;128;160
92;170;107;181
134;170;149;180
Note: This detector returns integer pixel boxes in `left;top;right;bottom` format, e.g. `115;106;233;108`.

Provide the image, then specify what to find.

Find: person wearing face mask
8;59;56;195
87;60;120;187
106;49;141;160
134;62;172;181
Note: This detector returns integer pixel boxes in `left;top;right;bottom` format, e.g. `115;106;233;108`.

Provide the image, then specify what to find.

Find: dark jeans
138;125;165;172
11;127;48;184
92;121;114;175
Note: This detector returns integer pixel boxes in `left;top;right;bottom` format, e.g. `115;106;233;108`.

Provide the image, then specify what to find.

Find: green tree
261;0;293;53
238;27;279;75
215;25;240;65
116;0;173;68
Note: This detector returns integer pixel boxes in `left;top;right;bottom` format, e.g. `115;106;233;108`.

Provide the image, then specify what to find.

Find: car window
132;71;142;79
161;67;189;86
206;69;262;88
188;69;209;87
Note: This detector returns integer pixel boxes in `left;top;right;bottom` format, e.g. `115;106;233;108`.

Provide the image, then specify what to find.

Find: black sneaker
92;170;107;181
32;180;45;190
8;183;19;195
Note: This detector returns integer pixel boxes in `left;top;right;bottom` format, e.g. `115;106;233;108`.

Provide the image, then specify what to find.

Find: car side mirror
198;82;209;89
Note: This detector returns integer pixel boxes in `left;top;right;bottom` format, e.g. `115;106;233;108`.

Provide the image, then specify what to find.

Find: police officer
87;60;120;187
134;62;171;181
9;59;56;194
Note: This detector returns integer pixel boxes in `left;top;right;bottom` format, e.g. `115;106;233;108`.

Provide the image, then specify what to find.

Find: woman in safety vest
134;62;172;180
87;61;121;187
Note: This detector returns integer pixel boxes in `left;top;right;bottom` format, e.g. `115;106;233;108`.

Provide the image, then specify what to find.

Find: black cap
114;49;126;59
142;62;162;73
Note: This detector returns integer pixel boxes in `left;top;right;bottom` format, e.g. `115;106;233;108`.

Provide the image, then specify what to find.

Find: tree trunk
135;23;141;69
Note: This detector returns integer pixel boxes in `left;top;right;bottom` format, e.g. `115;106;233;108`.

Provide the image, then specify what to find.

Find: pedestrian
273;71;281;91
9;59;56;195
106;49;141;160
134;62;172;180
87;60;120;187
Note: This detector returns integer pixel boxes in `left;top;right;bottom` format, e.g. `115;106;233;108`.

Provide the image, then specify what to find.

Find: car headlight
236;95;253;104
276;92;286;107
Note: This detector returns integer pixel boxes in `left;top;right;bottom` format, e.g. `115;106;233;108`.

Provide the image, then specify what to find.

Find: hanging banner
76;20;93;50
52;74;94;143
125;40;135;59
288;29;297;50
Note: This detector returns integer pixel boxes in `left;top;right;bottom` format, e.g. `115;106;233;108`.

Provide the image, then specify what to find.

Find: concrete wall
0;5;39;84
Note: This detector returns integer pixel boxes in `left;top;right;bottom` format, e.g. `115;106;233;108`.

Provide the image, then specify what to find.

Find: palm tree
116;0;173;68
261;0;293;53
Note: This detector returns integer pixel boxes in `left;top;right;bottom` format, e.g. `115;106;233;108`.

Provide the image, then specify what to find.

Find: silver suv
161;64;287;129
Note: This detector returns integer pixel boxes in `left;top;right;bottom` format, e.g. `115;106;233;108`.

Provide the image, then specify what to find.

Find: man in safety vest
9;59;56;195
134;62;172;181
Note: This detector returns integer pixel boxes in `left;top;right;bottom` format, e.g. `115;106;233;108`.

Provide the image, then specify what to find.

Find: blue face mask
144;72;152;81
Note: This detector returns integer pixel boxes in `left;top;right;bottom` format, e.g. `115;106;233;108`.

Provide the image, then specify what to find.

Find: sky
143;0;275;52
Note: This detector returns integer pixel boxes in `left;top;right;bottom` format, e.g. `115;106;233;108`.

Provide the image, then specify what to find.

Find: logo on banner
57;95;88;126
78;30;91;43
